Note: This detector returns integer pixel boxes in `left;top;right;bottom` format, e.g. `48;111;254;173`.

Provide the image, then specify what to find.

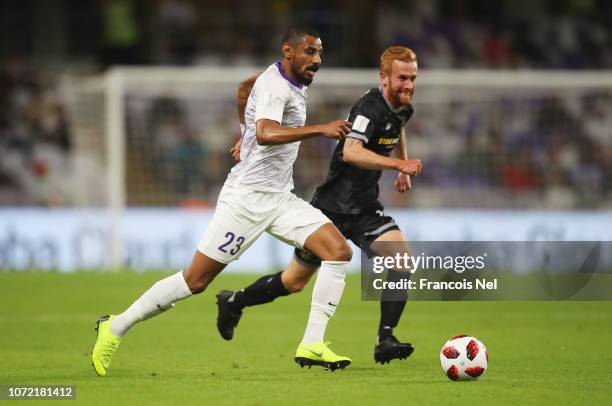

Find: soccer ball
440;335;488;381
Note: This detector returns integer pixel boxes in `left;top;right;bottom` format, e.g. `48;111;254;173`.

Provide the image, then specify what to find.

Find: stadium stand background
1;0;611;209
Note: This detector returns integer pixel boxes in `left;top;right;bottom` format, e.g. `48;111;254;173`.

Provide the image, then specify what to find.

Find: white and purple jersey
225;62;308;192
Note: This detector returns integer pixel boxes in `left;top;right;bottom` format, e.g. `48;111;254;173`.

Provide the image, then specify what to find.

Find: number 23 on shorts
217;231;245;256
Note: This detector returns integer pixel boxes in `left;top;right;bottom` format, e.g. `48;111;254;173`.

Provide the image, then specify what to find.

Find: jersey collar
275;62;305;89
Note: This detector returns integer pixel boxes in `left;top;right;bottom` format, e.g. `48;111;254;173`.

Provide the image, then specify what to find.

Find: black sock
228;271;290;313
378;270;409;339
378;300;407;339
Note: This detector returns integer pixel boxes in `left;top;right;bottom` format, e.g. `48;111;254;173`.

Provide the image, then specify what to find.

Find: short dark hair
281;27;320;45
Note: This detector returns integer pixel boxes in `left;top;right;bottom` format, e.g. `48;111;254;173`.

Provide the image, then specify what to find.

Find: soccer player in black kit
218;46;423;367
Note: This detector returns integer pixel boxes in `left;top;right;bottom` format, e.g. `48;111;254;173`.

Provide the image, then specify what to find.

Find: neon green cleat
92;315;121;377
294;341;351;371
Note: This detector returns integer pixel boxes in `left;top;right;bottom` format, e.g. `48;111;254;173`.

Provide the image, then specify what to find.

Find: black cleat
216;290;242;341
374;335;414;364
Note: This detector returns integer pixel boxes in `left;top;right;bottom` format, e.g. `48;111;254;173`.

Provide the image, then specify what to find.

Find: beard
296;73;313;86
300;75;313;86
392;86;413;106
293;64;319;86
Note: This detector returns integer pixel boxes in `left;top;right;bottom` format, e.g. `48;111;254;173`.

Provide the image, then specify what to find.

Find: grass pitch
1;271;611;405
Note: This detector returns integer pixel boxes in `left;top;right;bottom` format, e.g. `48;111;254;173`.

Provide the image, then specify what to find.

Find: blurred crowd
1;0;610;69
292;87;612;210
0;60;73;206
1;0;611;208
117;83;612;210
397;90;612;209
376;0;612;69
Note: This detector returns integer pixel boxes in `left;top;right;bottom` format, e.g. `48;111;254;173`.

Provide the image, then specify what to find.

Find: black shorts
294;201;400;268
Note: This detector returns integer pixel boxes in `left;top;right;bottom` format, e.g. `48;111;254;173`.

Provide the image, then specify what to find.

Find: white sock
110;271;192;337
301;261;349;344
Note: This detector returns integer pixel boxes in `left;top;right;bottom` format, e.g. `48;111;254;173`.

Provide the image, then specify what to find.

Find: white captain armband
352;115;370;133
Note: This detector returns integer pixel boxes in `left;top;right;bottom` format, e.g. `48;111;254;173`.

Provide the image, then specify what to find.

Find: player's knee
339;244;353;261
327;240;352;262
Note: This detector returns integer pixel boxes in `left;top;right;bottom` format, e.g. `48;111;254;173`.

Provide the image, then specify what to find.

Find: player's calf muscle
282;273;312;292
280;258;317;292
284;277;309;293
184;272;218;294
183;251;226;294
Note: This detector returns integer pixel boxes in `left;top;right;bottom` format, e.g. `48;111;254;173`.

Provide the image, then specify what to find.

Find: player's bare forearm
344;138;422;175
256;120;326;145
343;138;403;170
237;73;260;124
256;119;351;145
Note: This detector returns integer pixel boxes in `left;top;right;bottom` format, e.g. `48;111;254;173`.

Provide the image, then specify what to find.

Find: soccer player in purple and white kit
91;27;354;376
219;46;423;365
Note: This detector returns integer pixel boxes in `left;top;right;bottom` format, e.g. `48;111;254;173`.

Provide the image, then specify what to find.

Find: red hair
380;46;417;74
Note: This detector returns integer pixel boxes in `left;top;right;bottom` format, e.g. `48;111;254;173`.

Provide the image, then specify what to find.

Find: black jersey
312;87;414;214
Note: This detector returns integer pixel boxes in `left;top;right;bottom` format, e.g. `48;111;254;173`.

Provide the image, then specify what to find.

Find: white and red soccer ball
440;335;488;381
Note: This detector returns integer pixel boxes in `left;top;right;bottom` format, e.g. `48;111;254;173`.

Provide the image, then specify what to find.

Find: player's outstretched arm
343;138;422;176
255;119;352;145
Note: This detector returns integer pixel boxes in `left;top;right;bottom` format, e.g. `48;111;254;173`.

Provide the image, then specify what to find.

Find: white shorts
197;185;331;264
